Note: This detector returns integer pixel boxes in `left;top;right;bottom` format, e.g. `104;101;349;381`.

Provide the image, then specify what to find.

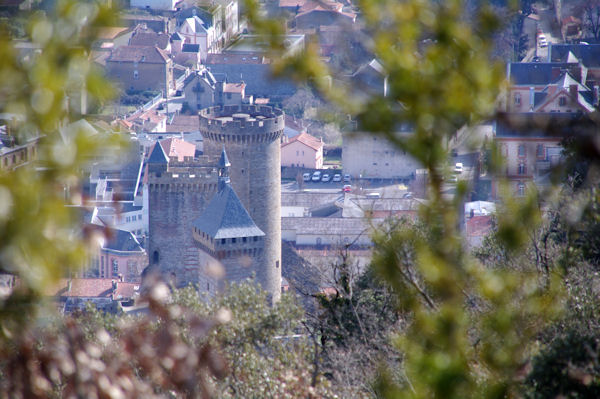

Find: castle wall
148;169;218;287
199;105;284;301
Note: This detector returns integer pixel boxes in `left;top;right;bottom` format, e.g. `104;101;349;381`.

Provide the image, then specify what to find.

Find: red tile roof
48;279;138;299
165;115;200;133
466;215;494;237
149;137;196;161
281;131;322;151
223;82;245;93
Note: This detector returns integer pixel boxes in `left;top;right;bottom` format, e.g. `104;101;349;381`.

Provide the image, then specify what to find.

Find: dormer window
559;96;567;106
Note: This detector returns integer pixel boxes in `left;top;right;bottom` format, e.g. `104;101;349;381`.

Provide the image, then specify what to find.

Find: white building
130;0;178;11
342;131;420;179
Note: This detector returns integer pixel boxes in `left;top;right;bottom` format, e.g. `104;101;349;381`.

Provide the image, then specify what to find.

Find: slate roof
107;45;169;63
147;141;169;164
549;44;600;67
193;183;264;239
171;32;183;41
182;43;200;53
507;62;571;85
218;146;230;168
103;228;145;253
494;113;595;138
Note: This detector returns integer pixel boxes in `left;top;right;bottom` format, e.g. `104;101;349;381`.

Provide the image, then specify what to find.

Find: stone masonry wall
199;105;284;301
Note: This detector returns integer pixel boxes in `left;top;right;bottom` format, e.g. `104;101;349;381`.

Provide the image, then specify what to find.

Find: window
518;144;526;157
232;238;236;243
296;150;299;156
275;260;279;268
518;182;525;196
111;259;118;275
153;251;159;264
221;239;226;244
559;96;567;106
134;70;139;80
316;237;322;245
514;93;521;106
253;236;258;241
227;93;232;99
243;237;247;243
100;257;105;277
536;144;545;159
518;163;526;175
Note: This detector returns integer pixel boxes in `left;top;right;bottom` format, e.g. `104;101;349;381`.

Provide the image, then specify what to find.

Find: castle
147;105;284;301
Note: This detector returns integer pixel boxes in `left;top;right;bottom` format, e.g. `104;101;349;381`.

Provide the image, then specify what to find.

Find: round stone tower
199;105;284;301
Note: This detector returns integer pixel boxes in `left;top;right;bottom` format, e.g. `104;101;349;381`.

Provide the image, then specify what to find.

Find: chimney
529;87;535;111
569;84;578;99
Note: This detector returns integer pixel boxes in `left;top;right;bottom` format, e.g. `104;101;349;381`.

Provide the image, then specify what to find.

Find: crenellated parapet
199;105;285;143
148;169;219;193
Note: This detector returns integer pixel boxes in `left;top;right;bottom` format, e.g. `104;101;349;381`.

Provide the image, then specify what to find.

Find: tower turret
199;105;284;301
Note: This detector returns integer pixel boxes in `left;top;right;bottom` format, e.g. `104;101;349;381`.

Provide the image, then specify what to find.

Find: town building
342;129;420;180
281;131;323;169
105;45;173;95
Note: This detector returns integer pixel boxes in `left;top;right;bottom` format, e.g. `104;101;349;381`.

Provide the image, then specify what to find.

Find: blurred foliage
0;281;227;398
0;0;128;333
308;248;403;397
171;282;336;398
244;0;567;397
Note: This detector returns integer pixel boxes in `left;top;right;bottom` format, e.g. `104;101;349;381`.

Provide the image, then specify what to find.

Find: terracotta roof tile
48;279;138;299
281;131;322;151
223;82;245;93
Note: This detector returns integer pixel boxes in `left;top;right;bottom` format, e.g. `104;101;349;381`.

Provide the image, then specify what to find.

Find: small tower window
152;251;159;264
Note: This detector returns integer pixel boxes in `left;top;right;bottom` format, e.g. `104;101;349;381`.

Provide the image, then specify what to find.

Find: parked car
454;162;463;173
303;173;311;182
343;184;352;192
321;174;331;182
343;174;352;183
332;173;342;182
311;171;322;182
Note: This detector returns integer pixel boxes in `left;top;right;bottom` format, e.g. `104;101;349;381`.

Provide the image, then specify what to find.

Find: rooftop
281;131;322;151
107;45;169;63
193;183;265;239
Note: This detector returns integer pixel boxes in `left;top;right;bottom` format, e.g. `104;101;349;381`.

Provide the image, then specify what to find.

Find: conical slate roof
193;184;264;239
148;142;169;164
218;146;231;168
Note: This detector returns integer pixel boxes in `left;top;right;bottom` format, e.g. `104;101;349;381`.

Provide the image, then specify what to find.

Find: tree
170;281;336;398
244;0;570;397
583;1;600;41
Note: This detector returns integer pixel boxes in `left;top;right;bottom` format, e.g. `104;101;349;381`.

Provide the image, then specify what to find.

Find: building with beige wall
106;45;173;95
342;130;419;179
281;131;323;169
